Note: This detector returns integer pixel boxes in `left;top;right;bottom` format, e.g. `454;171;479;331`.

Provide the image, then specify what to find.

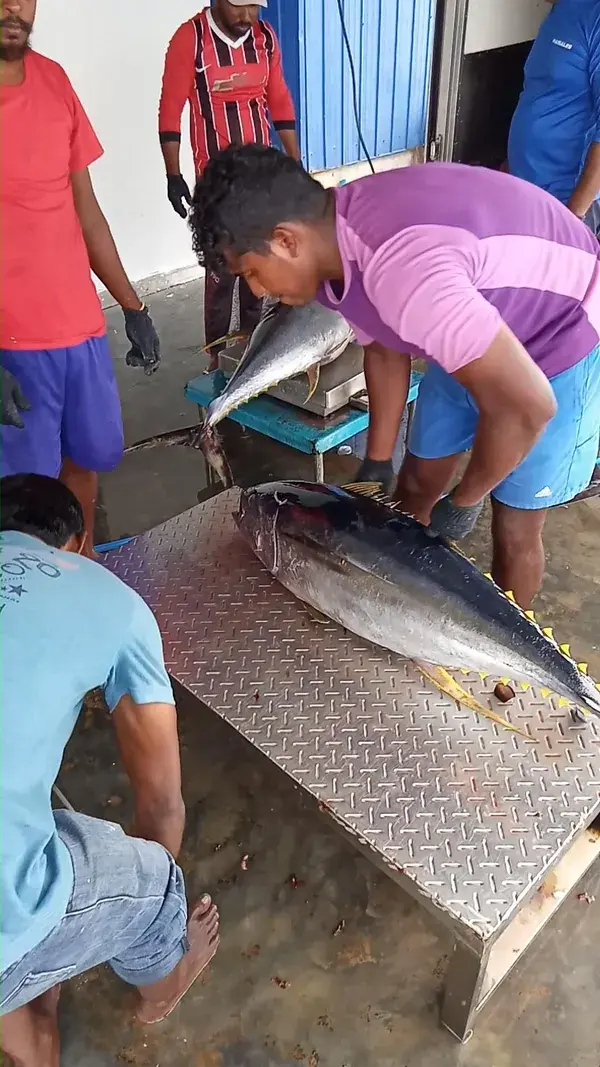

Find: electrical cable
334;0;375;174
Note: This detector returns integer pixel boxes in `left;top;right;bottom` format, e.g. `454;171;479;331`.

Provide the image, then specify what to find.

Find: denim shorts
0;335;124;478
0;811;188;1015
409;345;600;509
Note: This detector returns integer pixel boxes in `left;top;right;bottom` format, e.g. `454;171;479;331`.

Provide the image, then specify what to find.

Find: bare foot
136;896;220;1024
1;986;61;1067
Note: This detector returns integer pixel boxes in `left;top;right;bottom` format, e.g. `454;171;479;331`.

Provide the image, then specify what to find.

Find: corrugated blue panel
270;0;436;172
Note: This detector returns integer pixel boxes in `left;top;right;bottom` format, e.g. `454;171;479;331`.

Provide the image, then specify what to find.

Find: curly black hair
1;474;84;548
189;144;329;274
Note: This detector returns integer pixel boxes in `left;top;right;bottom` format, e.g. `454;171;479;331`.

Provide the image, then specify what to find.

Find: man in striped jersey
159;1;299;360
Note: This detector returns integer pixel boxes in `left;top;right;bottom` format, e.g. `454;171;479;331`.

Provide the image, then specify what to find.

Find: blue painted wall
268;0;437;172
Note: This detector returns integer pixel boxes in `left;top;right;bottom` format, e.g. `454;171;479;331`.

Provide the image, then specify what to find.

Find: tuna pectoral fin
306;365;320;400
413;661;532;740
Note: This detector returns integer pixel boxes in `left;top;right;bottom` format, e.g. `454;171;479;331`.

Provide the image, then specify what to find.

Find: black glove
429;492;484;540
1;366;30;429
167;174;192;219
123;306;161;375
354;458;396;495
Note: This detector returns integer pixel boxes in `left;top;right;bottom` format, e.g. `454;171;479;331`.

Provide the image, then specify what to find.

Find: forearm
364;343;410;461
132;796;186;859
278;128;300;161
82;212;141;311
453;409;549;506
567;142;600;218
161;139;182;177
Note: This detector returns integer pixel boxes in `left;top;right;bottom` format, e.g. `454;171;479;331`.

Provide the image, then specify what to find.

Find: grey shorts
0;811;188;1015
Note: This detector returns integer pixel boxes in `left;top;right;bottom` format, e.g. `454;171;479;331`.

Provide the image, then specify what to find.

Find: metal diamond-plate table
106;490;600;1040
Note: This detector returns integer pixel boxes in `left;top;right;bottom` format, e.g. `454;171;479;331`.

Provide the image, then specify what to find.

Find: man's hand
167;174;192;219
354;457;396;495
124;306;161;375
429;493;484;540
1;367;30;429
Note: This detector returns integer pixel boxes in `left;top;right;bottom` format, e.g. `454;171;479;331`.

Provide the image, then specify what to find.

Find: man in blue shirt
509;0;600;233
0;475;219;1067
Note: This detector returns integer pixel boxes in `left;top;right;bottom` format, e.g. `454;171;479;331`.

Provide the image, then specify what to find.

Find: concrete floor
57;280;600;1067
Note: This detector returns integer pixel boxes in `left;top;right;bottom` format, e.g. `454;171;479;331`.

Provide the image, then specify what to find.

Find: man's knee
491;500;547;555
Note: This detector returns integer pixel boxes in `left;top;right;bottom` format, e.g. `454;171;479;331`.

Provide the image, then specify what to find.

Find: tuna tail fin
306;364;320;400
413;661;533;740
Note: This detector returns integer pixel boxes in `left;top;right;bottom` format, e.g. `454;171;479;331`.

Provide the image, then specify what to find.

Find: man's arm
451;324;556;507
567;19;600;218
105;594;185;857
159;22;196;214
567;143;600;220
71;167;141;310
72;168;161;372
113;695;185;859
265;26;300;160
363;343;411;461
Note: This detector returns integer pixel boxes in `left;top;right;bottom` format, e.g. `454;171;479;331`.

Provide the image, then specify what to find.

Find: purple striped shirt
317;164;600;378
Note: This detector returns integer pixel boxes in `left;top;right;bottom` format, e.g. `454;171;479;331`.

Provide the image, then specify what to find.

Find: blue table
185;368;423;481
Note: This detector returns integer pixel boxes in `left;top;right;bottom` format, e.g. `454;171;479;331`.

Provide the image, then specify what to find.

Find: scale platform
218;340;365;416
106;490;600;1041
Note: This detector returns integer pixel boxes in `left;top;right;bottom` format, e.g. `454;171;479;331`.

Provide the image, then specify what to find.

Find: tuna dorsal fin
306;364;320;400
342;482;395;507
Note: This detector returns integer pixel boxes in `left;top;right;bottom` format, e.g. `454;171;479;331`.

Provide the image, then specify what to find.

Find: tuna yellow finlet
505;590;516;601
578;663;588;674
540;688;551;698
520;681;530;690
557;697;570;707
560;643;571;656
499;677;511;685
542;627;554;639
484;572;493;580
525;610;536;621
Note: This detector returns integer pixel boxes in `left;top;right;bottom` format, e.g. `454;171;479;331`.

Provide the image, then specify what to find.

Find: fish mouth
192;423;233;488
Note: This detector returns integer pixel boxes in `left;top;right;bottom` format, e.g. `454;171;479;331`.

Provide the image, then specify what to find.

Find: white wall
465;0;547;55
34;0;207;285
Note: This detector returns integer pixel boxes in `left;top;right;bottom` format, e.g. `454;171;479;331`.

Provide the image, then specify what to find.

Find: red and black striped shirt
159;8;296;175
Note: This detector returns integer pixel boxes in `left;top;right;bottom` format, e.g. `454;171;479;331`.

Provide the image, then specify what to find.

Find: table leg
314;452;324;483
441;937;490;1042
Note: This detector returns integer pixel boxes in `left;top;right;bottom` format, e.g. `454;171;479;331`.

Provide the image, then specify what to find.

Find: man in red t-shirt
159;0;299;361
0;0;162;552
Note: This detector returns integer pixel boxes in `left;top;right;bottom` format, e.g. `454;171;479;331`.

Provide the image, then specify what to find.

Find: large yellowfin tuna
236;481;600;731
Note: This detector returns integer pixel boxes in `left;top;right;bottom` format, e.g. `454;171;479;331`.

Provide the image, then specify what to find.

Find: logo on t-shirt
552;38;573;50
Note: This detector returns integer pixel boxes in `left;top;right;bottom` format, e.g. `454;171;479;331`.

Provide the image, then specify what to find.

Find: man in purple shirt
190;145;600;608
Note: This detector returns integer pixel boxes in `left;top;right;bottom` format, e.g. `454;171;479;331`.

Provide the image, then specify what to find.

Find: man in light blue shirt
509;0;600;233
0;475;219;1067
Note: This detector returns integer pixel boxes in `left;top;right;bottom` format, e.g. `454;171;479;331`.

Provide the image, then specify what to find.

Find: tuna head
236;481;342;575
236;484;283;575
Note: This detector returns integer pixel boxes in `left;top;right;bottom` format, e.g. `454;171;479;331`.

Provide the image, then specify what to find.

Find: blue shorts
0;812;188;1014
0;335;124;478
409;346;600;509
